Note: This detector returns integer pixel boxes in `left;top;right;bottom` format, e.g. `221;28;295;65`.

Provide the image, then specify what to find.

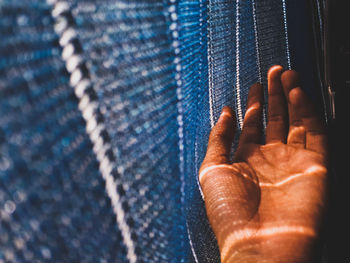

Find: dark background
328;0;350;261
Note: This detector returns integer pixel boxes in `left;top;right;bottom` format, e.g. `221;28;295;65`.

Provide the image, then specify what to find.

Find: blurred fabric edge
0;0;332;262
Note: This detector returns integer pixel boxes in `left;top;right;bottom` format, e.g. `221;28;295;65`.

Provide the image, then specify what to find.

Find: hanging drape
0;0;326;262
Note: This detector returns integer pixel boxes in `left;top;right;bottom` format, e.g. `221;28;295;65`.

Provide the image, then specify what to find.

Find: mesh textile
0;0;325;262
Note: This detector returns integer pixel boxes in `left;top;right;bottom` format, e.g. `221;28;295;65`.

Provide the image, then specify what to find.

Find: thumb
199;106;236;183
199;109;260;260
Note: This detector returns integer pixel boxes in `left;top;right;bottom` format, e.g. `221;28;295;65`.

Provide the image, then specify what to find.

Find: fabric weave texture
0;0;325;262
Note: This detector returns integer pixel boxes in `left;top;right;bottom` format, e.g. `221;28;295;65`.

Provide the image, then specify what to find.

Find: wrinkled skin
199;66;328;263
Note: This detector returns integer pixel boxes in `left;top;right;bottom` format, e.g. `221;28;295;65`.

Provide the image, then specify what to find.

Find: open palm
199;67;328;263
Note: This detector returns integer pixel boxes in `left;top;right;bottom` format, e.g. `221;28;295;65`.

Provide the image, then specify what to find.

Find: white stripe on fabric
208;58;215;127
252;0;267;128
197;0;206;202
190;0;207;261
282;0;292;69
207;0;215;128
187;221;200;263
48;1;137;262
235;0;243;129
195;141;205;200
251;0;262;83
208;64;215;128
168;0;185;211
168;2;186;262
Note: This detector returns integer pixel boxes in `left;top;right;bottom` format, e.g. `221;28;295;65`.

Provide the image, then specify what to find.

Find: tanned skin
199;66;328;263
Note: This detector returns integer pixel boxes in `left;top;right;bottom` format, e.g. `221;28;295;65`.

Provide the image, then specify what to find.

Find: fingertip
267;66;284;95
221;106;234;117
289;86;317;120
203;106;236;168
281;70;300;87
247;83;263;109
268;65;284;79
268;65;284;75
213;107;236;141
218;106;236;124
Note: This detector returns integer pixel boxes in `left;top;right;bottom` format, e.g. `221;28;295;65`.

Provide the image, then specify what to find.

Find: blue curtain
0;0;325;262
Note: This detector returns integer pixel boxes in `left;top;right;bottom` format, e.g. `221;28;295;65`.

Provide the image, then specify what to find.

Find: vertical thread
207;0;215;128
235;0;243;129
252;0;262;83
282;0;291;69
252;0;267;128
187;221;200;263
198;0;206;202
47;1;137;262
167;1;185;261
168;0;184;212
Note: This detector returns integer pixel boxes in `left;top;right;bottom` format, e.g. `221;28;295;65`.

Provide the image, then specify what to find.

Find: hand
199;66;328;263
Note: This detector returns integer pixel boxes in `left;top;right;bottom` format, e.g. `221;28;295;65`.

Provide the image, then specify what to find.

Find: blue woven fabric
0;2;128;261
0;0;325;262
67;1;186;262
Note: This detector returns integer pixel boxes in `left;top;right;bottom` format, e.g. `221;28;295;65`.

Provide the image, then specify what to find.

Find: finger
234;83;263;160
289;87;327;156
200;107;236;172
281;70;306;148
281;70;301;128
266;65;288;143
